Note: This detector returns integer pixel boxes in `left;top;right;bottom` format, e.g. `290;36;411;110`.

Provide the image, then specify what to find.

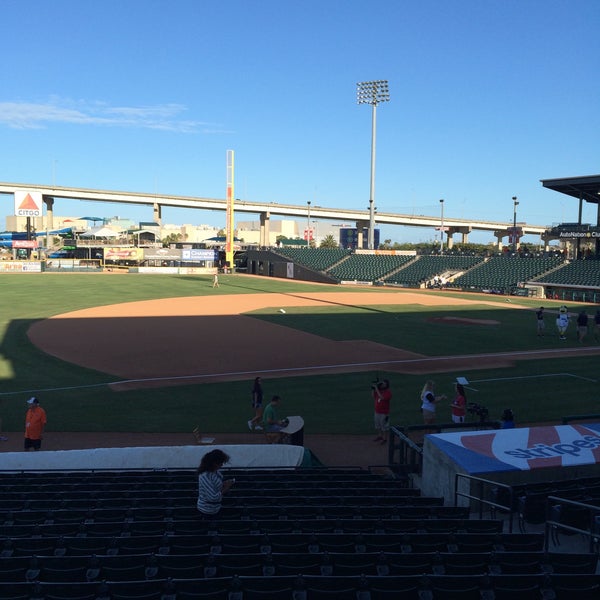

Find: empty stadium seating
274;247;351;272
384;255;484;287
326;253;414;282
0;467;598;599
535;258;600;288
450;255;565;292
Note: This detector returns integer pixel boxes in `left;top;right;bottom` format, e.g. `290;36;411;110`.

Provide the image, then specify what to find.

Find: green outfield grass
0;273;598;435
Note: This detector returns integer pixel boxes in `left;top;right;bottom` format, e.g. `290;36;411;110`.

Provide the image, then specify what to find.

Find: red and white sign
303;228;314;241
14;191;43;217
12;240;37;248
429;423;600;473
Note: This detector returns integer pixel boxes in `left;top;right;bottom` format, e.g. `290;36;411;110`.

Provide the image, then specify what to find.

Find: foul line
1;346;599;397
471;372;598;384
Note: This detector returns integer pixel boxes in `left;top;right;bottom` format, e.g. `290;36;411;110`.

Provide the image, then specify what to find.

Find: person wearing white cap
24;397;47;451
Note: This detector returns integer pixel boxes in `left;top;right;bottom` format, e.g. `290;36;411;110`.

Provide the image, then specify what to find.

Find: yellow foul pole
225;150;235;270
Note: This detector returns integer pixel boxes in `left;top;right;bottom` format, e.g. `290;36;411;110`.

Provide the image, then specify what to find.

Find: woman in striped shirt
197;449;235;517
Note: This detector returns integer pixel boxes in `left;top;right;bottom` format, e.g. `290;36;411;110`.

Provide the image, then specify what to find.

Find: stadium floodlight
512;196;519;253
357;80;390;250
306;200;311;248
439;199;445;253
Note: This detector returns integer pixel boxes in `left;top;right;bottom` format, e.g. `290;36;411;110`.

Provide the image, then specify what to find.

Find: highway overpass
0;181;549;248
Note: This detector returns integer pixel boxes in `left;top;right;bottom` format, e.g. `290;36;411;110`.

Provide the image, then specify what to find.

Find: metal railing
454;474;516;532
562;413;600;425
544;495;600;553
388;421;500;475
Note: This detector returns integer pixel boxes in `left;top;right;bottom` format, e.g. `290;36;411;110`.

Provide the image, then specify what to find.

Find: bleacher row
1;467;599;599
274;248;600;290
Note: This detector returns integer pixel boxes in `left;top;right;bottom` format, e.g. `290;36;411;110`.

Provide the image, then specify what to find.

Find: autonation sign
550;224;600;239
558;230;600;238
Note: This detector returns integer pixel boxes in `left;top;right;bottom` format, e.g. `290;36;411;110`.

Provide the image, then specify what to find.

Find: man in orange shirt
24;397;47;451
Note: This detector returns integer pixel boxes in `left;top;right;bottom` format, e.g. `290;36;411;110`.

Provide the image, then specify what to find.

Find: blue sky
1;0;599;245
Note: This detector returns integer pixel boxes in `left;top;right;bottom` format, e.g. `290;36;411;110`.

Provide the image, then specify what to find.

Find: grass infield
0;272;598;435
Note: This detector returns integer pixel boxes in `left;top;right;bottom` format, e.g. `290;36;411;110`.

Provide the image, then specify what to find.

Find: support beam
445;225;472;249
355;220;368;250
153;202;162;225
494;231;505;250
43;196;54;231
260;212;270;247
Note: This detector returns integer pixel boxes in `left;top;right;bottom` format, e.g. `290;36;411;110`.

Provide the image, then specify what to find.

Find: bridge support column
153;203;162;225
260;212;270;247
494;230;506;250
43;196;54;250
446;226;472;249
43;196;54;230
355;221;368;250
541;234;552;252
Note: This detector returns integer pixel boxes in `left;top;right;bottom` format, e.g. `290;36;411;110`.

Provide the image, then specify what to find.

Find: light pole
357;80;390;250
512;196;519;253
306;200;311;248
439;199;445;253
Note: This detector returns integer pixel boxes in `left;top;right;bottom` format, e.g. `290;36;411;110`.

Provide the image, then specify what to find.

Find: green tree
319;235;338;249
161;233;183;247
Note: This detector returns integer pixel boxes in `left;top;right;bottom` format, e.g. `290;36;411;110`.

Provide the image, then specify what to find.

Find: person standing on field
248;376;264;430
450;382;467;424
420;380;447;425
556;306;569;341
372;379;392;445
24;397;47;451
535;306;545;337
577;309;588;343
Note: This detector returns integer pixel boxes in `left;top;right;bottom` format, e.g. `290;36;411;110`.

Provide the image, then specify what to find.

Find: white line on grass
471;373;597;384
1;346;598;397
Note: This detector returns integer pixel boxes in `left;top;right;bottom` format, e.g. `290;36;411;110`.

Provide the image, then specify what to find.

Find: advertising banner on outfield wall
143;248;181;260
181;249;217;262
104;247;144;261
427;423;600;473
0;261;43;272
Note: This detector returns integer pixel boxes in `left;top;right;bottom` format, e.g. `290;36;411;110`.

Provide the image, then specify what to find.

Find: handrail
388;426;423;474
454;473;515;533
388;421;500;475
544;494;600;553
562;413;600;424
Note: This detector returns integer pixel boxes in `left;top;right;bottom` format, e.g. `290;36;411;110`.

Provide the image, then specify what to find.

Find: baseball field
0;272;599;442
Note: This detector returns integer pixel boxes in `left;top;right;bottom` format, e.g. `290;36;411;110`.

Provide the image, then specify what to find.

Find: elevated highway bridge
0;181;549;248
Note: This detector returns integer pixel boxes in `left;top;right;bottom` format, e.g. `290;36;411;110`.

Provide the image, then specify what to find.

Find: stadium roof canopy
541;174;600;205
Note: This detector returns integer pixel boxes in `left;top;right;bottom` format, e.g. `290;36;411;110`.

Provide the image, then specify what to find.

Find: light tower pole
512;196;519;253
439;199;445;253
306;200;311;248
357;80;390;250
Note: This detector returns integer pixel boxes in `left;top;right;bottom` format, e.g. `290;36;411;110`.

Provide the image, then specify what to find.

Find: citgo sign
14;191;43;217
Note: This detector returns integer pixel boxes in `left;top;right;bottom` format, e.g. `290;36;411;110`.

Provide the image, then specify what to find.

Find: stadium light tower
439;199;445;253
306;200;312;248
512;196;519;253
357;80;390;250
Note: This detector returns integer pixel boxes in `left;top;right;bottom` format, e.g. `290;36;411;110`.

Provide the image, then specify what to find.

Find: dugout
421;423;600;506
246;249;338;284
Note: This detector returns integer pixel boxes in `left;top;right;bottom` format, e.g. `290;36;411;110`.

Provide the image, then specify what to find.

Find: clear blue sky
1;0;599;245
